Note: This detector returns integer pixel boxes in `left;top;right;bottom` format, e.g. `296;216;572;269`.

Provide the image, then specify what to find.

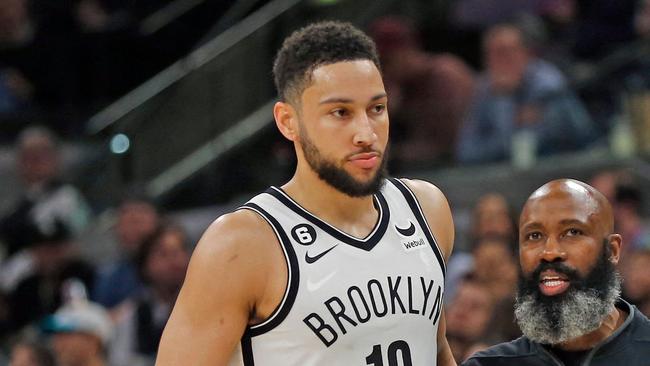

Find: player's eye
370;104;386;114
525;232;542;241
331;108;349;118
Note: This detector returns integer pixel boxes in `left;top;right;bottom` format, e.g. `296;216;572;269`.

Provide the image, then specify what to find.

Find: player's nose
352;113;377;147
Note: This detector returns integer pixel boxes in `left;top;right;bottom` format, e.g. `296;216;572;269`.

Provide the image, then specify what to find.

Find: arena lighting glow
110;133;130;154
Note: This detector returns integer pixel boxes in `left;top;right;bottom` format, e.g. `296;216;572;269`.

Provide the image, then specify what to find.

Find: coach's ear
274;101;298;142
608;234;622;265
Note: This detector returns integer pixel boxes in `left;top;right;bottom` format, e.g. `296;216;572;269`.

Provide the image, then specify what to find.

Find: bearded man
157;21;456;366
463;179;650;366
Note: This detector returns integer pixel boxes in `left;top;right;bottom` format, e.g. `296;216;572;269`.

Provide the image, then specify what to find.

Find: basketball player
156;21;456;366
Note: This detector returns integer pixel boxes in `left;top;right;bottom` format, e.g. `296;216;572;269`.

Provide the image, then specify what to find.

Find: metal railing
86;0;425;203
87;0;302;136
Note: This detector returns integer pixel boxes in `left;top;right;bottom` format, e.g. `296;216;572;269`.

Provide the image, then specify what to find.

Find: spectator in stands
448;0;540;67
110;221;190;366
445;192;517;303
539;0;576;27
74;0;133;33
0;66;34;130
8;339;56;366
0;0;81;134
636;0;650;38
444;236;520;341
536;0;580;68
451;0;537;31
71;0;142;106
470;193;517;243
0;0;36;122
5;218;95;333
621;249;650;316
589;170;619;203
42;298;112;366
589;171;650;313
0;0;33;47
368;16;474;168
92;193;160;309
446;277;497;363
472;236;518;304
471;236;521;343
613;181;650;252
592;170;650;253
0;126;91;257
456;23;595;164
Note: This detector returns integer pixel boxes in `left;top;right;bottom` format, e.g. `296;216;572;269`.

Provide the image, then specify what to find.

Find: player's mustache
346;147;382;158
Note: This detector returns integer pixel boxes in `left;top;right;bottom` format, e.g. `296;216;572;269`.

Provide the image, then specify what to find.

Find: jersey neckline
266;186;390;251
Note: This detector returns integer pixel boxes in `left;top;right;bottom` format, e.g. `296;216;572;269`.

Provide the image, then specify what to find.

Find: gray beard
514;275;621;345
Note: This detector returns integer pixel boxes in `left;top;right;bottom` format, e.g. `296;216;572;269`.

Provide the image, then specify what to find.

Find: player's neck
282;173;379;236
556;306;626;351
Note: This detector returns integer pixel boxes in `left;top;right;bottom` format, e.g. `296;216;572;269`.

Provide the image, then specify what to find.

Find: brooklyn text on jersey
226;178;447;365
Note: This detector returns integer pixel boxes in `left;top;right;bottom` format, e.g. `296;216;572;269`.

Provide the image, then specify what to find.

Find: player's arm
435;310;457;366
402;179;457;366
156;210;282;366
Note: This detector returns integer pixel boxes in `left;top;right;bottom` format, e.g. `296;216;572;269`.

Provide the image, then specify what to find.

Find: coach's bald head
522;179;615;234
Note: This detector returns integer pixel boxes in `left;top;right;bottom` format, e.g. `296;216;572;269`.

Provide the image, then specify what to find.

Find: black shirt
546;346;589;366
462;300;650;366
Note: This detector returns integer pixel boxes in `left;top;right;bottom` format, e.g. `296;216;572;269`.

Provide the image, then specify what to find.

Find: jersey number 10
365;340;413;366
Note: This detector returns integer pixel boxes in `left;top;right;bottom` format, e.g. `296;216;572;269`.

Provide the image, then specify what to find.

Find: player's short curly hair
272;21;381;104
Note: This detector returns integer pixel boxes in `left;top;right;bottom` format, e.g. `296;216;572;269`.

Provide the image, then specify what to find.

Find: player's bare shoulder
194;209;278;269
157;208;291;365
398;178;454;259
188;209;288;319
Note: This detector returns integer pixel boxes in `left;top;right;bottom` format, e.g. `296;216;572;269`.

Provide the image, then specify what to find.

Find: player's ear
274;101;299;142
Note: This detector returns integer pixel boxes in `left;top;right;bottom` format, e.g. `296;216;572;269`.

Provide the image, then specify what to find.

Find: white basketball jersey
227;178;447;366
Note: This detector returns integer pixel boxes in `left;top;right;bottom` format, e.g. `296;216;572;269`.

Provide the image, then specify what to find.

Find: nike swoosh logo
307;271;337;292
305;245;338;264
395;221;416;236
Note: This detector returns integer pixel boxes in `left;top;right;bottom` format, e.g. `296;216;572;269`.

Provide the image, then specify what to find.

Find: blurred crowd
1;0;650;365
0;0;234;140
370;0;650;170
0;127;191;365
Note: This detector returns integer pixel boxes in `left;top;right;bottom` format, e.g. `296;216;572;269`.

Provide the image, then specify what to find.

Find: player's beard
299;126;387;197
514;241;621;345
